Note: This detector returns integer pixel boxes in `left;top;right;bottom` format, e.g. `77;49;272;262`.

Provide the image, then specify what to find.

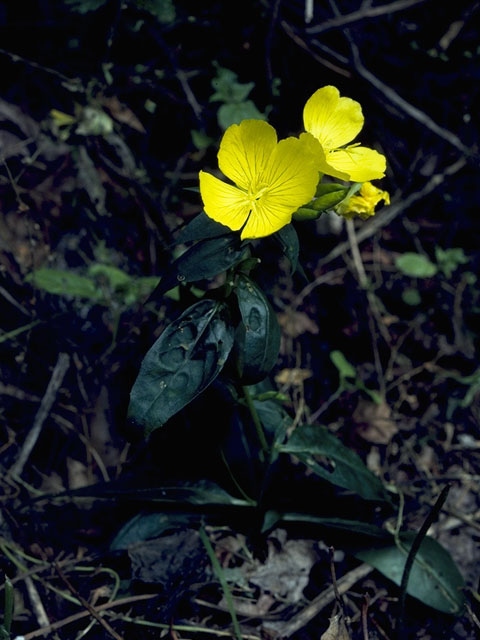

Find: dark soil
1;1;480;639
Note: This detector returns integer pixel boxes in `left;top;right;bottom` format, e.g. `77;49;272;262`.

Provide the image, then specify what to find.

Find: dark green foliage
152;234;247;298
356;533;465;614
234;274;281;384
128;299;234;436
278;423;391;503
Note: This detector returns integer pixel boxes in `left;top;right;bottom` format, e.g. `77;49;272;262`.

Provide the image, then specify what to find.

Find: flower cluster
336;182;390;220
199;85;388;239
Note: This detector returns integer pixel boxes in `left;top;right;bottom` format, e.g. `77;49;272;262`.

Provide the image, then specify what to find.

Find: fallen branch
19;594;156;640
9;352;70;478
263;563;373;638
307;0;429;34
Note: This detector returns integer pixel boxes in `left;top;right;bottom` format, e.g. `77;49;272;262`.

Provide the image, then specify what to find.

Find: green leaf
135;0;175;23
128;276;161;302
210;65;255;104
26;268;102;301
88;263;132;289
292;207;323;221
402;287;422;306
434;247;469;278
175;211;232;244
262;512;390;539
0;320;41;344
217;101;266;130
356;533;465;614
65;0;107;13
174;235;247;281
235;275;281;384
128;299;235;436
311;184;348;211
191;129;214;151
110;480;251;550
211;80;254;104
395;252;438;278
153;234;247;299
274;224;300;273
315;183;347;197
111;512;193;550
278;423;390;502
330;350;357;380
254;394;292;457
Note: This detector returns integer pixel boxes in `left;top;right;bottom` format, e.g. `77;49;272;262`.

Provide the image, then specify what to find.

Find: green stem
220;449;256;506
199;527;243;640
397;484;451;639
3;576;13;633
242;385;269;461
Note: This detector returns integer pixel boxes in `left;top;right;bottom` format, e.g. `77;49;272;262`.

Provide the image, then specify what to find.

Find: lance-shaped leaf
150;234;247;300
356;533;465;614
278;423;391;503
175;211;232;244
128;299;234;436
274;224;300;274
234;274;281;384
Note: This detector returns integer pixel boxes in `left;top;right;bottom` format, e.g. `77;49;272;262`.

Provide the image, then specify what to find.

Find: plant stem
242;385;269;461
199;527;244;640
397;483;451;638
3;576;13;633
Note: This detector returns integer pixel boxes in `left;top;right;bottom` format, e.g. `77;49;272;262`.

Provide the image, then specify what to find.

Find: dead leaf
278;310;319;338
128;529;206;588
67;457;93;489
275;368;312;387
102;95;146;133
320;613;351;640
245;529;318;604
89;386;123;470
75;145;106;214
353;400;398;444
224;592;276;617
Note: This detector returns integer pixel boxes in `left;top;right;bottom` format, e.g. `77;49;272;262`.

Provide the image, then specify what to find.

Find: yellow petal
217;119;277;190
240;136;320;239
336;181;390;220
264;137;320;207
324;146;386;182
300;132;350;181
303;86;364;150
199;170;250;231
240;199;289;239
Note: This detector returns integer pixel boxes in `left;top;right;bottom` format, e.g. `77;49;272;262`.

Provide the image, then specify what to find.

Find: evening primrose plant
126;86;465;615
129;85;390;433
199;85;387;237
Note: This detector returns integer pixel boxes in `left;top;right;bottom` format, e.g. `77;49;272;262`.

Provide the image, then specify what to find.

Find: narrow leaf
278;423;390;503
175;211;232;244
151;235;247;299
330;350;357;380
267;513;390;539
27;268;101;301
274;224;300;273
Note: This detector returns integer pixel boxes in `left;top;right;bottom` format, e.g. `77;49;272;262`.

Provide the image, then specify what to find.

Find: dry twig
263;563;373;638
306;0;429;34
9;352;70;478
317;156;467;267
20;594;156;640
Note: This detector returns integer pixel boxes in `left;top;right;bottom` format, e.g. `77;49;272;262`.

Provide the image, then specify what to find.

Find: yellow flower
302;86;386;182
336;182;390;220
199;120;320;239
